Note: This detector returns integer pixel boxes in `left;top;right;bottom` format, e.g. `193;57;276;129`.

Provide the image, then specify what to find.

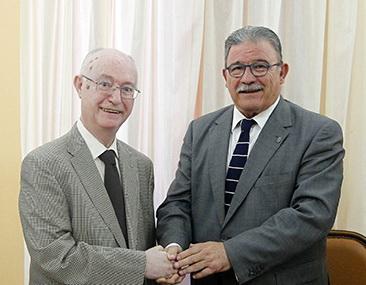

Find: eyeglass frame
225;61;283;78
81;74;141;99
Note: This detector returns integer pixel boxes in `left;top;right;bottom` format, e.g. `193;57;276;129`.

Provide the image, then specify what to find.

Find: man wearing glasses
19;48;176;284
157;26;344;285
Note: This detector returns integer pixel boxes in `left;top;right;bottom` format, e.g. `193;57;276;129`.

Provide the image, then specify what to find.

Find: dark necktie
99;150;128;243
225;119;255;213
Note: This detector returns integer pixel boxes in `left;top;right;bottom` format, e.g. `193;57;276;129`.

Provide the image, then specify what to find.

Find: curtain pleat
21;1;366;284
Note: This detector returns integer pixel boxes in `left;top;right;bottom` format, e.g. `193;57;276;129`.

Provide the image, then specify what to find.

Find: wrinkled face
74;52;137;139
223;40;289;118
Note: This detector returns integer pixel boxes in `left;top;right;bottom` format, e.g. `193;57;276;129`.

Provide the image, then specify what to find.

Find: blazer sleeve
224;119;344;283
156;122;193;249
19;152;146;285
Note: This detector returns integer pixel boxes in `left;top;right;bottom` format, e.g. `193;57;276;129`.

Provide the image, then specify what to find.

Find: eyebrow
229;59;270;66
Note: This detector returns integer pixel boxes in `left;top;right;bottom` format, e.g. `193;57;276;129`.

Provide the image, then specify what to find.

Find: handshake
144;241;231;284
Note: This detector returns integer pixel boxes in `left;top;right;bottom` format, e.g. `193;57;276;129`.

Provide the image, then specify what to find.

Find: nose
107;88;123;103
240;67;256;83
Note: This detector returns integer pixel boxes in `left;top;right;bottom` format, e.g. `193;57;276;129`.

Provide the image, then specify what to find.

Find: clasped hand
156;241;231;285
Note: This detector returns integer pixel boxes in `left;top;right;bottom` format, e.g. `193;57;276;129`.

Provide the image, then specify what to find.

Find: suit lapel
117;141;139;250
68;125;127;247
223;98;292;226
208;107;233;226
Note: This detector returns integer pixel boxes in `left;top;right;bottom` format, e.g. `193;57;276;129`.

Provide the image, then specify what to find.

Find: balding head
80;48;138;84
74;48;138;147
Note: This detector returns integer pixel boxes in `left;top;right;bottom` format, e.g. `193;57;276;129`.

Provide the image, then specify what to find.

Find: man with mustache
19;48;176;284
156;26;344;285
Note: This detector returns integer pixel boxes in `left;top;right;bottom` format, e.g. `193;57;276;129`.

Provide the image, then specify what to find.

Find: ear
73;75;83;97
222;68;228;87
279;63;289;85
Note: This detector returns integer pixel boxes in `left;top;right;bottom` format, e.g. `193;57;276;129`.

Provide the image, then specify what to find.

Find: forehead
227;40;278;65
85;53;137;84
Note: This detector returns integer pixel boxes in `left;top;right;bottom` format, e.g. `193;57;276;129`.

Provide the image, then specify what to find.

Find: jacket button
247;270;255;277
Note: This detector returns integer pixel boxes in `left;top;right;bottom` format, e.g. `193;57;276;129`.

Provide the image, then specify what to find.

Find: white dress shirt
77;120;120;181
227;96;280;170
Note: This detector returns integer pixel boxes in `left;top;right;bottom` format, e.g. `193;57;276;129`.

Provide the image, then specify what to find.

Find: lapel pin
276;136;282;143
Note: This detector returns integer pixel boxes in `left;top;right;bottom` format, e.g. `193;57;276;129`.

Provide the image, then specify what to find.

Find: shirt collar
231;96;280;131
77;120;119;160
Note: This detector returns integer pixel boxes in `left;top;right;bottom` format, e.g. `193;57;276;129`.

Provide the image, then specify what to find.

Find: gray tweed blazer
19;125;156;285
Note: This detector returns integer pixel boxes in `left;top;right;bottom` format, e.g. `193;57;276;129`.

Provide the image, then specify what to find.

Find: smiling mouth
236;84;264;94
238;88;262;94
100;107;122;114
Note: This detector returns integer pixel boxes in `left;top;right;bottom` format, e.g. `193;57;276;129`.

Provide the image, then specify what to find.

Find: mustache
236;83;264;93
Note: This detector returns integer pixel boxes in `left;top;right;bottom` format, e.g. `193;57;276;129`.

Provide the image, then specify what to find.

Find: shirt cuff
165;243;182;250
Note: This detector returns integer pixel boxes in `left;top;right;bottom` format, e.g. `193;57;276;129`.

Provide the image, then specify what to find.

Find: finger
166;273;183;283
165;260;178;272
176;275;185;283
177;245;200;260
192;267;214;279
179;260;206;275
175;250;203;269
166;246;180;254
166;246;180;261
156;273;181;284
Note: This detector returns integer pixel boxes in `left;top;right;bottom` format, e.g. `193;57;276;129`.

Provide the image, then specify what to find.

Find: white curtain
21;0;366;284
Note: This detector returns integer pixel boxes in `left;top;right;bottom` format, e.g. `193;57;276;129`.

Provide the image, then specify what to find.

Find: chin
236;100;260;111
98;119;123;130
236;103;261;117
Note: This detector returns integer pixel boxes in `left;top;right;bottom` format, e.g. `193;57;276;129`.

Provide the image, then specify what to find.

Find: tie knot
99;150;117;165
241;119;255;132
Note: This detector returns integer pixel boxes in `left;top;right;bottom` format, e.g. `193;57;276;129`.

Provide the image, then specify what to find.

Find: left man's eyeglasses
81;75;141;100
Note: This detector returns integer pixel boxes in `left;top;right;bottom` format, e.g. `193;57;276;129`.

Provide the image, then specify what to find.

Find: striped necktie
225;119;255;213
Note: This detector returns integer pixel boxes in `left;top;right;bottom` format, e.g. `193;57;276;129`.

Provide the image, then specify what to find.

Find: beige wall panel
0;1;23;284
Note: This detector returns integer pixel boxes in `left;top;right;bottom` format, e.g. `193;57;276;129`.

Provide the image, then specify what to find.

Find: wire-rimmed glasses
82;75;141;99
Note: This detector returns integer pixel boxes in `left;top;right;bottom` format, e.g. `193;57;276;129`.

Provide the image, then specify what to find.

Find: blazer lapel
224;98;292;226
117;141;139;250
208;107;233;226
68;125;127;247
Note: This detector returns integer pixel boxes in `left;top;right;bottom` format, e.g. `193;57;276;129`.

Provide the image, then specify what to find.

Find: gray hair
224;26;283;67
